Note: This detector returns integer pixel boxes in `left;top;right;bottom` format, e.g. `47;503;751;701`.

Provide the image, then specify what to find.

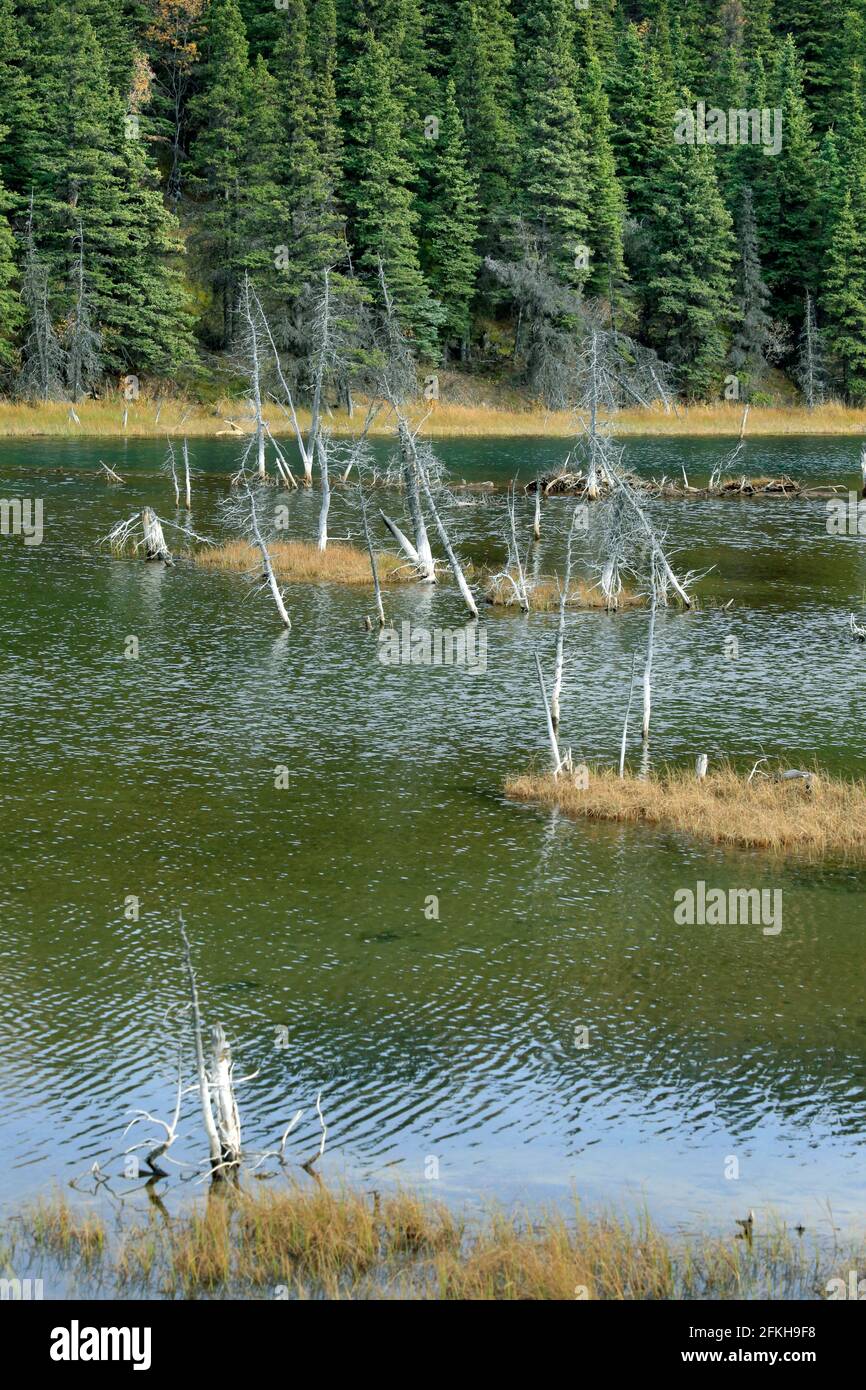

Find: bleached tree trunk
586;331;601;500
247;484;291;628
179;918;222;1175
316;436;330;552
359;482;385;628
533;487;541;542
418;463;479;619
379;509;420;565
399;421;436;582
183;438;191;509
210;1023;242;1168
535;651;562;777
166;442;180;507
551;506;579;731
237;274;269;480
142;507;172;563
615;473;692;608
506;484;530;611
642;590;657;743
619;653;638;777
250;277;331;486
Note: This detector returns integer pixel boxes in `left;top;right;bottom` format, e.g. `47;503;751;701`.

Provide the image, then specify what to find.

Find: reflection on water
1;435;865;1234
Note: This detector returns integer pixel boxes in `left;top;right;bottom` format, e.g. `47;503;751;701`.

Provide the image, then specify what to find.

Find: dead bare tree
222;444;292;629
551;504;581;731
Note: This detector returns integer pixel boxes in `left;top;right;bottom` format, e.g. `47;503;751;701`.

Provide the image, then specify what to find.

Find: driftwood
98;461;124;484
527;470;840;502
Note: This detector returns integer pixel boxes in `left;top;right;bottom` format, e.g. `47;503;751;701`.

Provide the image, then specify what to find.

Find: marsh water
1;433;865;1240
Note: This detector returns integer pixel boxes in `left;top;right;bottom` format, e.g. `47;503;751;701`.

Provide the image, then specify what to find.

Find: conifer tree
187;0;252;345
643;142;736;400
342;23;442;358
761;35;819;324
18;199;65;400
421;80;480;356
25;5;195;374
580;47;627;301
730;187;772;396
63;223;102;400
451;0;519;248
0;168;21;372
822;188;866;401
519;0;589;287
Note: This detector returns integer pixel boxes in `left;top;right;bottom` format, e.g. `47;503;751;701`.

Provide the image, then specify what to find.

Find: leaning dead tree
490;482;531;611
374;263;478;616
222;440;292;629
253;272;336;487
550;504;581;731
238;274;269;480
163;439;181;507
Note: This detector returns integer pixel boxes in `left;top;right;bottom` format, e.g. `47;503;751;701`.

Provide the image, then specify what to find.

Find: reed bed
3;395;866;439
486;576;644;611
11;1186;847;1300
193;538;407;586
506;764;866;862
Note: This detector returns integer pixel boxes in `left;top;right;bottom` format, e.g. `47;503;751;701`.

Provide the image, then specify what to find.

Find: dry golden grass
24;1194;106;1263
193;537;407;586
614;400;866;436
506;764;866;862
486;575;644;611
4;393;866;439
12;1185;841;1300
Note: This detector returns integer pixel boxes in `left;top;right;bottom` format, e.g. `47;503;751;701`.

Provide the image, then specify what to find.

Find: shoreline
2;398;866;440
7;1185;853;1300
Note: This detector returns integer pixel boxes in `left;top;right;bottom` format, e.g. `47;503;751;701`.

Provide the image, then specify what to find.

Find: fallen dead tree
527;471;842;502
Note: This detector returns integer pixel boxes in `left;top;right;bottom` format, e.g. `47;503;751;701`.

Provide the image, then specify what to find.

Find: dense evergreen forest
0;0;865;405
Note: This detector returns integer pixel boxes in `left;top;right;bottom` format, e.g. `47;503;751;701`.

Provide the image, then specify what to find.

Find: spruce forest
1;0;864;407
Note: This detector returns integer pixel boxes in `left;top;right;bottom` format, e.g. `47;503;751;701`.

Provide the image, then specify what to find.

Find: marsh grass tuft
486;575;644;611
506;763;866;862
8;1186;855;1300
24;1194;106;1263
193;538;408;587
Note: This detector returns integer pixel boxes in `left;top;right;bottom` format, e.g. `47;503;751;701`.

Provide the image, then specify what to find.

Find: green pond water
1;433;865;1240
